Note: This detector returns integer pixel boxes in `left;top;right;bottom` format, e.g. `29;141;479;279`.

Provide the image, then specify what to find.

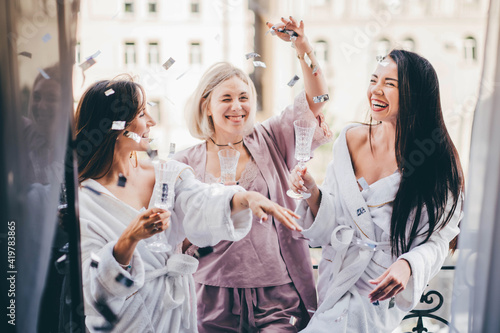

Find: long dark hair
385;50;463;257
75;75;146;183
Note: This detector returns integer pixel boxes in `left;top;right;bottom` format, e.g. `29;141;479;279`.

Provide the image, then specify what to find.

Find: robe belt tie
144;254;199;330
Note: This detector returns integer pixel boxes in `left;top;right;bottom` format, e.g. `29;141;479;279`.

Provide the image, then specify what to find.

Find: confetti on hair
111;121;126;130
105;88;115;96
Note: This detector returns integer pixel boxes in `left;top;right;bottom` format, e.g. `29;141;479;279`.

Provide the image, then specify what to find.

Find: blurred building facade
78;0;487;176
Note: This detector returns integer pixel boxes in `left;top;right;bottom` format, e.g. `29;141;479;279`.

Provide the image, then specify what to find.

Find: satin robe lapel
243;133;275;199
334;125;376;240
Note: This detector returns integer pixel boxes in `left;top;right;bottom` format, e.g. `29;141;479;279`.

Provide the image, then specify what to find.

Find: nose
371;82;383;96
147;113;157;127
232;100;242;111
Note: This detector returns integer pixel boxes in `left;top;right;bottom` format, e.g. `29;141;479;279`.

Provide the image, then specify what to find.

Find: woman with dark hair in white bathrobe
75;76;301;333
289;50;464;332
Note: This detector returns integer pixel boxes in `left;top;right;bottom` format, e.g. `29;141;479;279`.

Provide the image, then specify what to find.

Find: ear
203;97;212;116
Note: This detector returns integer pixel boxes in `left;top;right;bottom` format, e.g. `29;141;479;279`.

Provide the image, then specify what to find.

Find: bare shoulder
346;125;369;151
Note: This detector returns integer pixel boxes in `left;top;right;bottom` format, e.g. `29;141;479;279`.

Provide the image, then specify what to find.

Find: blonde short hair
185;62;257;140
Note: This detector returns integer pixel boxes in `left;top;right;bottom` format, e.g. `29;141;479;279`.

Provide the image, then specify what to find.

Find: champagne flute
145;162;177;252
218;149;240;185
287;119;317;199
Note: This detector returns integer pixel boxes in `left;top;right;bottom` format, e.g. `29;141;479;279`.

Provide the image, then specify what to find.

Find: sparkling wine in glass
145;162;177;252
287;119;317;199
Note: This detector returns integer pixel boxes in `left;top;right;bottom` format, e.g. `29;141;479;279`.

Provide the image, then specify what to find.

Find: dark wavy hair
381;50;464;257
75;75;146;183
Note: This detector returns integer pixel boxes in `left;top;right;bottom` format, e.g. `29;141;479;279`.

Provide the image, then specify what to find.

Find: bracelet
297;49;314;60
119;262;132;270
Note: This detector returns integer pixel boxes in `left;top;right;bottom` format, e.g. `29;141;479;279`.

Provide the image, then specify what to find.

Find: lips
371;99;389;111
225;115;246;122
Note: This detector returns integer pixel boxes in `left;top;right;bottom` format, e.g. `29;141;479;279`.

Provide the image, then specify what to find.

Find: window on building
464;36;477;62
148;42;160;64
314;40;329;63
190;0;200;14
375;38;391;58
401;38;415;52
149;1;157;13
189;42;202;65
124;42;136;65
124;1;134;13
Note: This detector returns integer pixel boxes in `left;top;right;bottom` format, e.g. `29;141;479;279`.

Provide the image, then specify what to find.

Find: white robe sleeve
80;219;146;317
395;193;463;311
296;160;341;247
173;166;252;247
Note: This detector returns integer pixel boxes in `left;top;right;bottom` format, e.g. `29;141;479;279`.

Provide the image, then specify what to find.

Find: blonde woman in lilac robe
174;18;332;332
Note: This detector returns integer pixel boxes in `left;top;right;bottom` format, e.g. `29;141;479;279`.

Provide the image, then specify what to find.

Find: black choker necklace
209;137;243;147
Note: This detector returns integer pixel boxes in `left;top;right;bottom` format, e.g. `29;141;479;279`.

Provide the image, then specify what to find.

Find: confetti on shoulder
162;57;175;71
313;94;329;104
111;121;126;130
245;52;261;60
253;61;266;68
287;75;300;87
105;88;115;96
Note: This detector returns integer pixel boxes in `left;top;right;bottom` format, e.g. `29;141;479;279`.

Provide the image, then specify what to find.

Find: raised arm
267;16;329;116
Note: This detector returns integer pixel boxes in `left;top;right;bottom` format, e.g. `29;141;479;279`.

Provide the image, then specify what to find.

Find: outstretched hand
288;165;317;195
123;207;171;242
368;259;412;303
239;191;302;231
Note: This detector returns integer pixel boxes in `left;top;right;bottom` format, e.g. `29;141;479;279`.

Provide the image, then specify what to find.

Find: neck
101;148;137;183
210;133;244;147
371;121;397;152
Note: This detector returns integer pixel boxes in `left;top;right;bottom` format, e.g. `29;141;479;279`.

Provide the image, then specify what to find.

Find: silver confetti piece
253;61;267;68
266;28;277;36
313;94;329;104
287;75;300;87
117;173;127;187
115;273;133;287
105;88;115;96
304;53;313;68
42;33;51;43
147;101;157;106
312;65;319;75
376;55;386;62
111;121;126;130
37;68;50;79
168;143;176;158
245;52;261;60
162;57;175;71
87;50;101;60
18;51;32;58
124;131;141;143
176;68;190;80
79;58;96;71
290;35;297;42
90;252;101;268
289;316;298;326
379;61;389;67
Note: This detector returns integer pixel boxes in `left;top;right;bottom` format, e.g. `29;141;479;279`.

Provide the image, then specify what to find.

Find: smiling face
367;56;399;124
118;103;156;152
207;76;252;140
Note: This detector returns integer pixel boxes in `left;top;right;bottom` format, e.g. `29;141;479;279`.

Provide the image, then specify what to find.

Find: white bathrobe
297;124;462;333
79;160;252;333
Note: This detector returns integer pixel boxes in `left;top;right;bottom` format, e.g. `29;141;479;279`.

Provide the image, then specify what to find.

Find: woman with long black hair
289;49;464;332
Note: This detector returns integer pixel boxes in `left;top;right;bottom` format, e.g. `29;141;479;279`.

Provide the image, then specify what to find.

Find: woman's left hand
267;16;310;54
368;259;412;303
236;191;302;231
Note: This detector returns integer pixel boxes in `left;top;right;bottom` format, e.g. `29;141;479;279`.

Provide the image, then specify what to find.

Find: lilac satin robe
174;91;332;325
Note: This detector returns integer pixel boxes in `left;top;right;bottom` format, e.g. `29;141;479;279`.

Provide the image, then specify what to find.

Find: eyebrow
221;92;248;97
371;74;398;82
